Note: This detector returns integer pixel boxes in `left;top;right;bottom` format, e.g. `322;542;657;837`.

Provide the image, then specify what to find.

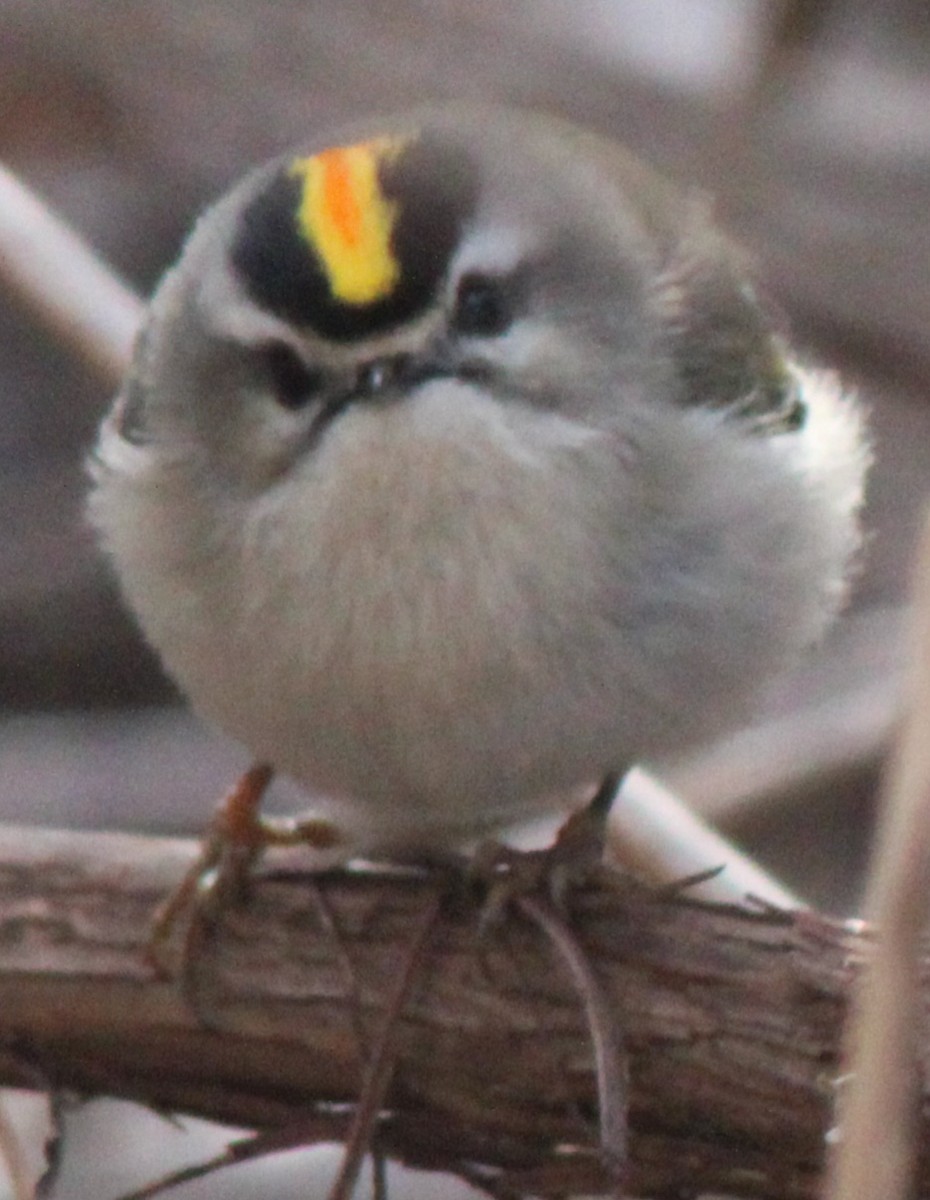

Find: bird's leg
469;772;628;1191
475;771;622;924
148;762;343;991
547;770;621;888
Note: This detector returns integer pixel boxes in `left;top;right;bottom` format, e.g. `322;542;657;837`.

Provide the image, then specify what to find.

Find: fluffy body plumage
89;105;868;853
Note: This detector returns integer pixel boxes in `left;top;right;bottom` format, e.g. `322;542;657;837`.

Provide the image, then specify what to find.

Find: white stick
0;162;143;387
610;767;802;909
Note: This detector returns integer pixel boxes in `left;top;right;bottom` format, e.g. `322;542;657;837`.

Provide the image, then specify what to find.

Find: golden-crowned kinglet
89;104;868;856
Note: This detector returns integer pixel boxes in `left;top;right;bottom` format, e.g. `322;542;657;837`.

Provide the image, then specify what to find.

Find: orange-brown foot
148;762;343;1010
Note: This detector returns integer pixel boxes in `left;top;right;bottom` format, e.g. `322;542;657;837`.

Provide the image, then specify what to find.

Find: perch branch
0;821;923;1200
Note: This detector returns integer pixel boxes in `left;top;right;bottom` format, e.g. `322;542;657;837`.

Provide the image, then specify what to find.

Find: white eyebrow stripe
450;223;538;280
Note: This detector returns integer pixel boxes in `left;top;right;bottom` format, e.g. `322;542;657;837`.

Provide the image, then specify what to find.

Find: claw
471;772;622;928
147;762;344;1014
469;771;629;1192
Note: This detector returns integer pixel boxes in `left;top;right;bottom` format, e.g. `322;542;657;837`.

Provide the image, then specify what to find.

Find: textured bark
0;823;905;1198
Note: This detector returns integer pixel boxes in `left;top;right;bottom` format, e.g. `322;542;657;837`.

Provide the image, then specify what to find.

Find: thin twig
372;1147;388;1200
517;894;629;1193
115;888;444;1200
327;888;443;1200
113;1144;244;1200
34;1090;65;1200
306;881;371;1057
824;507;930;1200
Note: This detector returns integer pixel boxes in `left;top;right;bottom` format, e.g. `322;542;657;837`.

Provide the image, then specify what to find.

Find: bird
88;102;869;871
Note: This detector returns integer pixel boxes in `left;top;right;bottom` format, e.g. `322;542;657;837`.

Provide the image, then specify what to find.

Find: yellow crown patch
289;137;405;307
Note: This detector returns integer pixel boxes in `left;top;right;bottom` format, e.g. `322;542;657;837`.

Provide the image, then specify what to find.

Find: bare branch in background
824;508;930;1200
608;769;802;908
664;607;904;824
0;161;142;387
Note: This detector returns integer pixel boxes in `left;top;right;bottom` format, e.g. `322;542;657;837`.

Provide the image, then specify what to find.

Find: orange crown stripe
290;137;405;306
319;148;364;248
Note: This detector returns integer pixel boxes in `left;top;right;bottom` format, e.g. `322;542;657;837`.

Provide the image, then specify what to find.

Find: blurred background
0;0;928;1195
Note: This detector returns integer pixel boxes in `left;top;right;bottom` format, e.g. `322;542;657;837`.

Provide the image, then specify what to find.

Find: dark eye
785;399;807;431
259;342;325;410
452;273;512;337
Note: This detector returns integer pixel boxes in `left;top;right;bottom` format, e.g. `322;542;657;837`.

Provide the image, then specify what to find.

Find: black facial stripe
231;170;326;329
379;135;478;332
230;134;479;341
